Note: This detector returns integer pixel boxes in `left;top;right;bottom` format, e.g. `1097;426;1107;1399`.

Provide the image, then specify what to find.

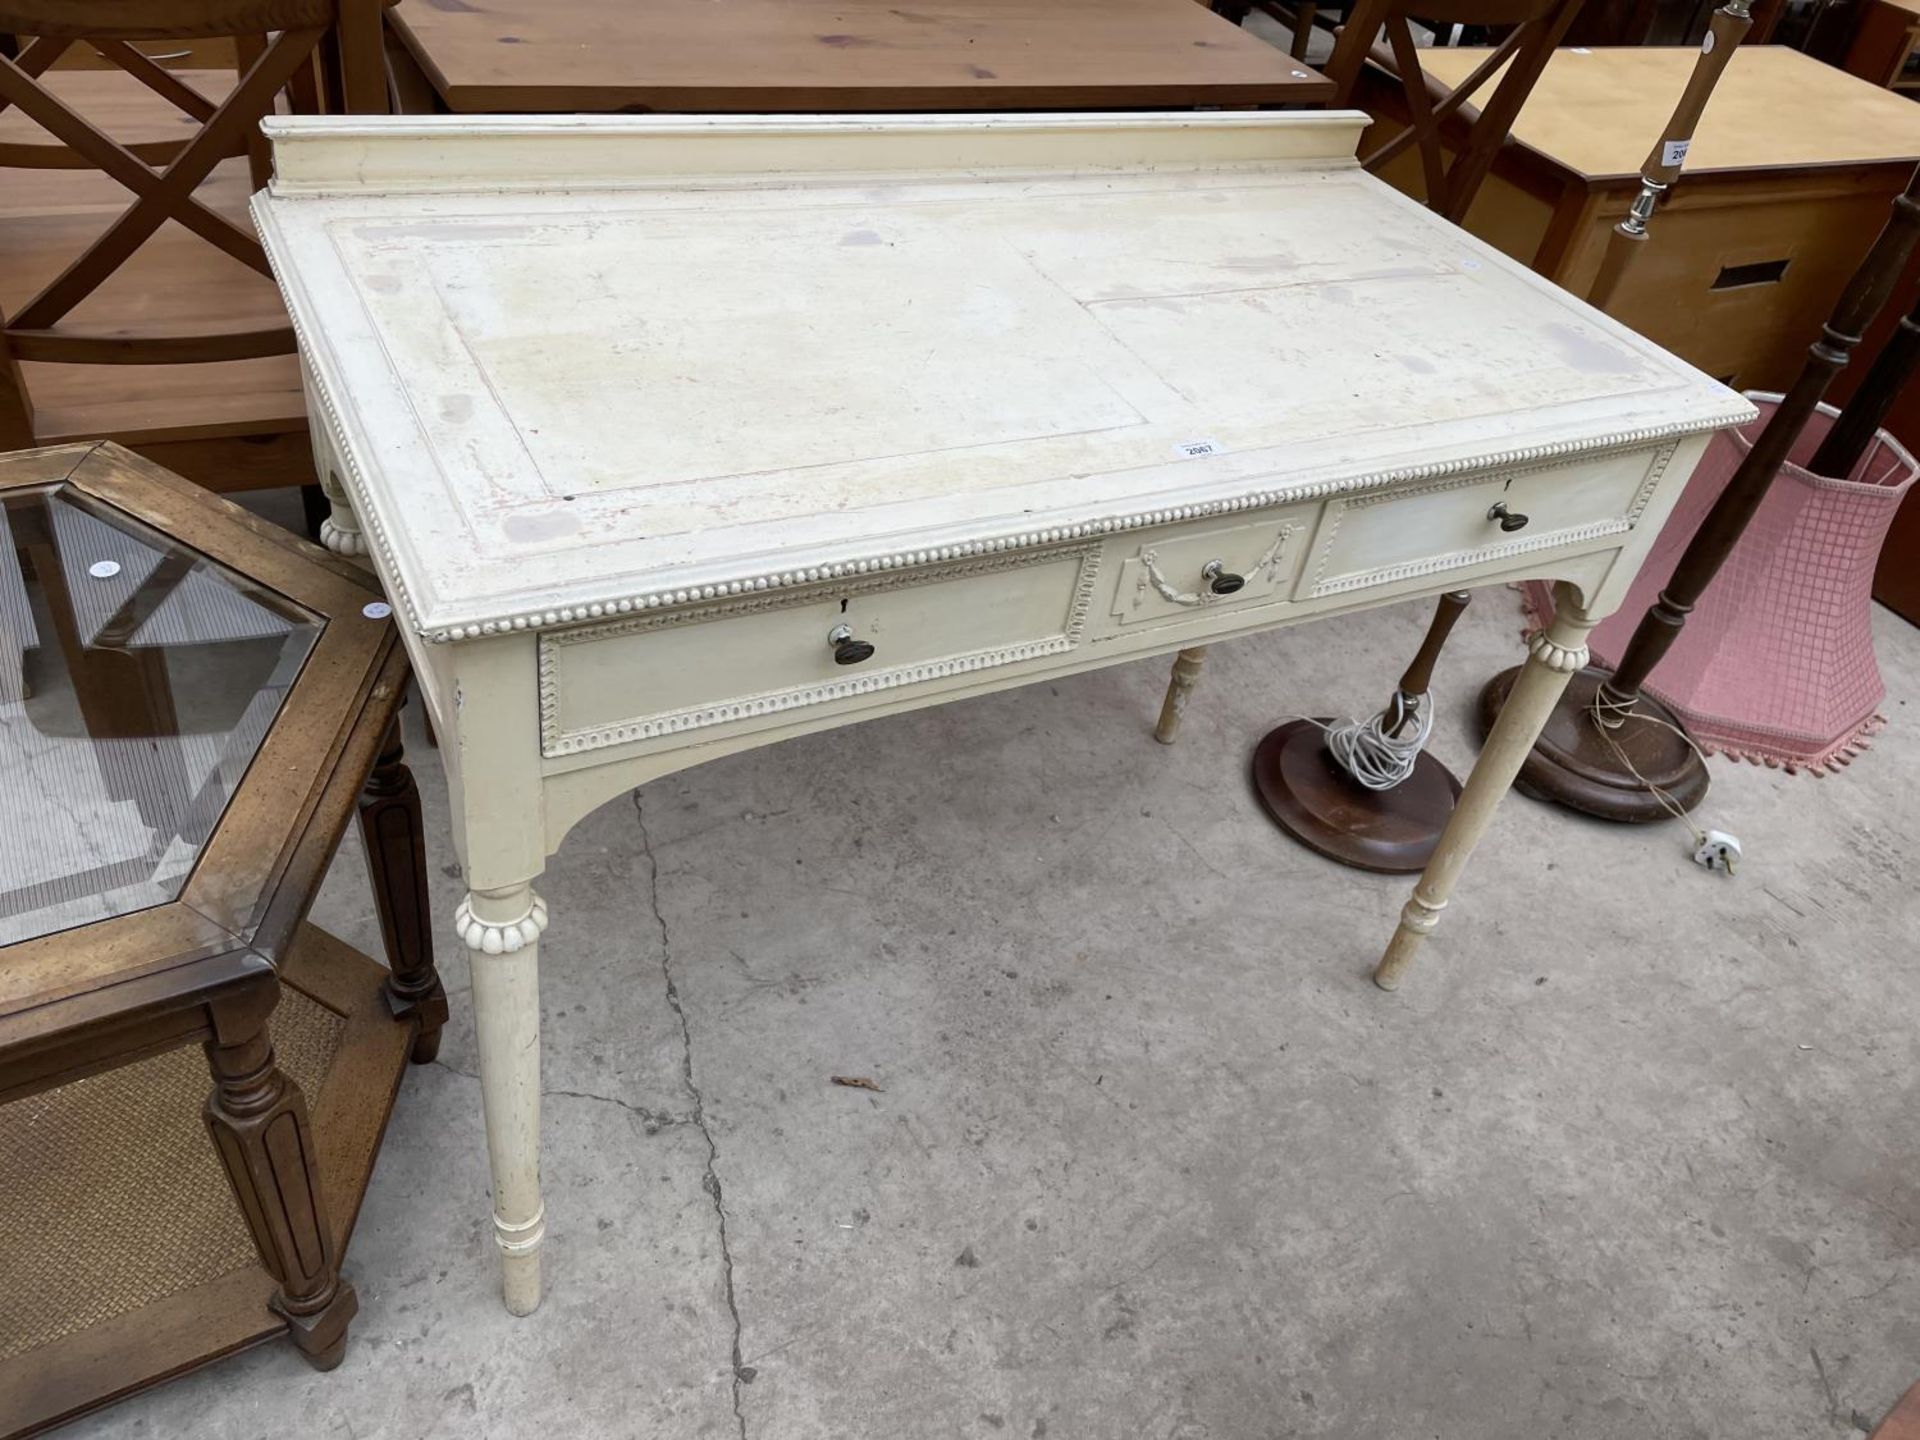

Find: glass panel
0;487;321;945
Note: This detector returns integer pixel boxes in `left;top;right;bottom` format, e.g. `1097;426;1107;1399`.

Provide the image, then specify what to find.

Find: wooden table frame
383;0;1334;113
254;111;1751;1317
0;441;445;1431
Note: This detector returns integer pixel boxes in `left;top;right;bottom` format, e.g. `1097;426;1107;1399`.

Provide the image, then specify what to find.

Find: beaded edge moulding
303;327;1751;647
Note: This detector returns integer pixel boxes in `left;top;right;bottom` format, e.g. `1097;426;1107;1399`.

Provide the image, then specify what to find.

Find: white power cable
1318;691;1435;791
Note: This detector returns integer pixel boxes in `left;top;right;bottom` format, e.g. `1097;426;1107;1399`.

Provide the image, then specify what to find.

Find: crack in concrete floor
635;789;753;1440
428;1060;696;1134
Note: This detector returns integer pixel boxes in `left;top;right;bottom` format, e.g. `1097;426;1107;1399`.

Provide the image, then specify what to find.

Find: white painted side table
254;111;1751;1315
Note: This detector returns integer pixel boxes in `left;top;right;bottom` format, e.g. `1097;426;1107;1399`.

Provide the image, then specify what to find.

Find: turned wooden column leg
1154;646;1209;745
457;883;548;1316
1373;584;1597;991
204;995;358;1369
359;715;448;1063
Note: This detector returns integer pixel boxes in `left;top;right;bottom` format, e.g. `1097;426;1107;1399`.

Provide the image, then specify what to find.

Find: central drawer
539;544;1101;756
1102;508;1316;630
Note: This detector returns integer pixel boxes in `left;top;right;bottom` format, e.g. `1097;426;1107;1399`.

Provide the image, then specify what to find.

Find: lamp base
1477;665;1710;823
1250;718;1462;874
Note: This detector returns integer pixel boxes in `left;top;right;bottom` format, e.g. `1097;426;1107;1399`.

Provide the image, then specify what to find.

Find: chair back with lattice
0;0;387;448
1324;0;1586;224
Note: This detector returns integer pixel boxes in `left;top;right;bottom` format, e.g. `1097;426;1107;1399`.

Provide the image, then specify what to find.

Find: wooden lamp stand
1246;0;1748;863
1463;0;1754;820
1163;0;1583;873
1252;592;1469;873
1481;171;1920;818
1476;651;1707;820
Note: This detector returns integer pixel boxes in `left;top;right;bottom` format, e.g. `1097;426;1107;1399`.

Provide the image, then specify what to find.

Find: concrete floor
62;587;1920;1440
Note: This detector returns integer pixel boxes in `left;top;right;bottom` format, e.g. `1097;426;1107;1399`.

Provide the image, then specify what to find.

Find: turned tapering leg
1373;585;1597;991
318;466;369;560
457;883;548;1316
1154;646;1210;745
204;1002;358;1368
359;717;448;1063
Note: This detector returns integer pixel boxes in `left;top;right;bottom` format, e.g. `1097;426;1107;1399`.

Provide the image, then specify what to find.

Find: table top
0;485;319;946
1416;45;1920;182
388;0;1333;112
254;112;1749;645
0;444;396;1021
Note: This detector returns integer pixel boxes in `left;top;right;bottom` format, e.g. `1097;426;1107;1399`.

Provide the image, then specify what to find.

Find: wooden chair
1217;0;1583;208
0;1;388;494
1215;0;1354;61
1324;0;1588;222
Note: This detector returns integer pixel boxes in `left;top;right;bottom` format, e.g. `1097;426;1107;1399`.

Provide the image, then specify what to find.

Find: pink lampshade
1521;394;1919;774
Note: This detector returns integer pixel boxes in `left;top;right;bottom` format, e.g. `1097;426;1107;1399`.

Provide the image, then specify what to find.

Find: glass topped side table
0;443;445;1436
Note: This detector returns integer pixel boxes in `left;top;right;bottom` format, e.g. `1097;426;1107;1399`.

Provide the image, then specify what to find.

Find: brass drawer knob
1488;501;1529;533
827;623;875;666
1201;559;1245;595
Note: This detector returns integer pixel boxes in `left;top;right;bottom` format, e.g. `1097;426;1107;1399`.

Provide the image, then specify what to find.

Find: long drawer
1302;447;1669;599
539;544;1101;757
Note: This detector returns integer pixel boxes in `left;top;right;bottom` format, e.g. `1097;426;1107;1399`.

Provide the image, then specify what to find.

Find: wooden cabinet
1369;46;1920;393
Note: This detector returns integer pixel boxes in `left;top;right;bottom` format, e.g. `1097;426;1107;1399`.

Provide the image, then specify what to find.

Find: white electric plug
1693;830;1743;877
